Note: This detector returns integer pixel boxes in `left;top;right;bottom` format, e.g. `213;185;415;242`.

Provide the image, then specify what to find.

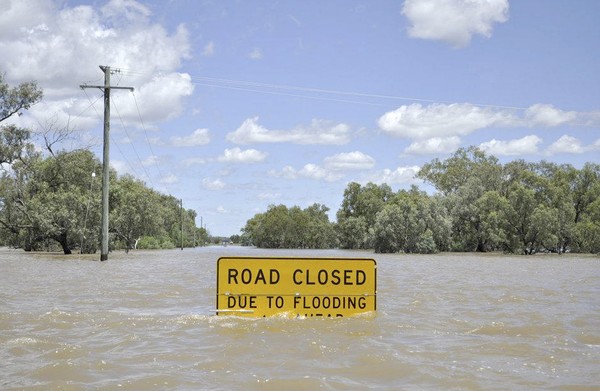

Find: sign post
216;257;377;318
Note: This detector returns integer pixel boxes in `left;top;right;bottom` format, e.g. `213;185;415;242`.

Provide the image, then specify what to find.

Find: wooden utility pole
180;199;184;250
81;66;134;261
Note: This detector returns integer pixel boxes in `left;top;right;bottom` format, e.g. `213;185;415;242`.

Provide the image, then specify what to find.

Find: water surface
1;247;598;390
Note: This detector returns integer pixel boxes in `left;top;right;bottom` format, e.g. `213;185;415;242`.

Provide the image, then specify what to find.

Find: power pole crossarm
80;65;134;262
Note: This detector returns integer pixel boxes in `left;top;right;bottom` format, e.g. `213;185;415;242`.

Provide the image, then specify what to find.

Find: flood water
1;246;598;390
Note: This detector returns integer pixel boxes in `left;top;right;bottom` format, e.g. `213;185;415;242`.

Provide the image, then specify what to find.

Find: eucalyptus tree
336;182;393;249
0;73;43;165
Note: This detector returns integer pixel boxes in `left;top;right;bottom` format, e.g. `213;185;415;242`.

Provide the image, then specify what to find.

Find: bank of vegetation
2;75;600;255
241;147;600;254
0;75;207;254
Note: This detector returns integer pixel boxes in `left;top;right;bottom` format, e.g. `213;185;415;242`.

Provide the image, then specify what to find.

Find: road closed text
227;267;367;286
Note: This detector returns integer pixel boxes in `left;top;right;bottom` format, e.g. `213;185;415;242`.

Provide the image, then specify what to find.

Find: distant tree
242;203;337;249
336;182;393;249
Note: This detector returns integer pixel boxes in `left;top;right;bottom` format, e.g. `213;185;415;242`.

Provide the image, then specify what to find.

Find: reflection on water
1;247;599;390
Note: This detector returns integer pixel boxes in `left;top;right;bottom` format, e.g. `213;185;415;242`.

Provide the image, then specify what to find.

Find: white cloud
249;47;263;60
525;104;578;127
0;0;192;130
268;151;374;183
298;164;343;182
363;166;421;185
323;151;375;170
546;135;585;155
404;136;461;154
202;178;226;190
170;128;210;147
378;102;592;155
378;103;513;139
160;173;179;184
202;41;215;56
479;135;543;156
269;164;343;182
216;205;229;214
227;117;351;145
142;155;160;166
218;147;268;163
402;0;509;48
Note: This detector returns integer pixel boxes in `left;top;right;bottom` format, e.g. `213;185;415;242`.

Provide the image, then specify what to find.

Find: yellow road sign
216;257;377;318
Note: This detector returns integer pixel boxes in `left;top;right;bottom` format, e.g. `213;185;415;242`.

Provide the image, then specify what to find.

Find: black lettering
241;269;252;284
270;269;280;284
331;269;341;285
318;269;328;285
358;296;366;309
306;270;315;285
293;269;302;285
228;269;238;284
348;296;356;309
312;296;320;308
227;296;236;308
275;296;284;308
249;296;257;309
344;269;352;285
255;269;266;284
356;270;366;285
267;296;274;308
294;296;301;308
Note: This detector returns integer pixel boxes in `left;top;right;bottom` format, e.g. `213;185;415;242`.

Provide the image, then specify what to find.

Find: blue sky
2;0;599;236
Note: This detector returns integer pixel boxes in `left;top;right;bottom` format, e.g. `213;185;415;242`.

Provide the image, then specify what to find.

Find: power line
111;96;155;187
115;68;529;110
131;91;173;195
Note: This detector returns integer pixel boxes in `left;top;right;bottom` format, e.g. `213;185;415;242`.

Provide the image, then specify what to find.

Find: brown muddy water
1;246;598;390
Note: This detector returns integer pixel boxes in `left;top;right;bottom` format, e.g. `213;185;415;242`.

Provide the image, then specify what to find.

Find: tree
336;182;393;249
110;175;161;251
0;73;43;165
0;149;102;253
241;203;337;249
418;146;502;196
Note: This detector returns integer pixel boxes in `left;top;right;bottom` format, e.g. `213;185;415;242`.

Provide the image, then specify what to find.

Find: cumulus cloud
378;102;594;155
269;164;342;182
363;166;421;185
142;155;160;166
323;151;375;170
202;178;226;190
479;135;543;156
524;104;578;127
160;173;179;184
269;151;375;183
378;103;513;139
218;147;268;163
0;0;192;130
170;128;211;147
227;117;352;145
404;136;461;155
546;135;585;155
402;0;509;48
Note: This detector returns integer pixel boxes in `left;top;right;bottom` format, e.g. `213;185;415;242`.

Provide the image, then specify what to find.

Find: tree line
242;147;600;255
0;74;207;254
2;74;599;255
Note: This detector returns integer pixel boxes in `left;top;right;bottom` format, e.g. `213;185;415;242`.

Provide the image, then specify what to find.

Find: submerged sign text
216;257;377;317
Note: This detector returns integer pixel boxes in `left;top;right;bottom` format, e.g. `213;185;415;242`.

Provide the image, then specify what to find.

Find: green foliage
242;203;337;249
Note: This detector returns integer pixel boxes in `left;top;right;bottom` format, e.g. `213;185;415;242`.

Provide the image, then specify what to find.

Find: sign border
216;256;377;317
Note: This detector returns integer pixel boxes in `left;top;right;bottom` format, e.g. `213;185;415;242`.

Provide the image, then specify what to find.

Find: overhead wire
131;90;173;195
